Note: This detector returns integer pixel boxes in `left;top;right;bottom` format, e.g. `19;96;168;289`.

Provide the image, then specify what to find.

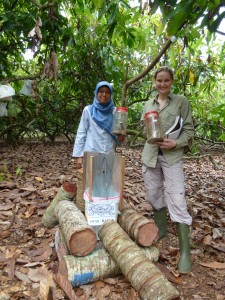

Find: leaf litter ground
0;141;224;300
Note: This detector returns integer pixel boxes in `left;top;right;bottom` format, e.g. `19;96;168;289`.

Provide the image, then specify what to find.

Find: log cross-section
118;207;159;246
54;200;97;256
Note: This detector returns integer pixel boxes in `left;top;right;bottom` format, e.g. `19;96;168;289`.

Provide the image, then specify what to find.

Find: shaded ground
0;141;225;300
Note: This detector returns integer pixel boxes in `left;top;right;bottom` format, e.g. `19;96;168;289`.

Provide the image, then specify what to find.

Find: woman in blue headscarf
72;81;123;168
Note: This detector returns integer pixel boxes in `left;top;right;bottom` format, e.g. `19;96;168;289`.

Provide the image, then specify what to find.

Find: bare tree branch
1;74;40;84
121;39;171;106
216;29;225;36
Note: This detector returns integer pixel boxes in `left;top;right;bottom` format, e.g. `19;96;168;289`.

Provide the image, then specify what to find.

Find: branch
216;29;225;36
30;0;55;9
1;74;41;84
128;88;155;107
195;136;225;145
121;39;171;106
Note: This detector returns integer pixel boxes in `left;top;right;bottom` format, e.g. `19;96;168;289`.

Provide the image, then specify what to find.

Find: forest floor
0;140;225;300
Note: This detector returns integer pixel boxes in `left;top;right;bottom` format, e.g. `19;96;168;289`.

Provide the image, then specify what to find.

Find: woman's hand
156;138;177;149
75;157;83;169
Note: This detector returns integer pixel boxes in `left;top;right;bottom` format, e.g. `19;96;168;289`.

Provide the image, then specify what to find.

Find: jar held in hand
144;111;164;144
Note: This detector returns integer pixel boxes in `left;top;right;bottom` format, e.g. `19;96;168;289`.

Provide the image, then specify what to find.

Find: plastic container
112;107;128;135
144;111;164;144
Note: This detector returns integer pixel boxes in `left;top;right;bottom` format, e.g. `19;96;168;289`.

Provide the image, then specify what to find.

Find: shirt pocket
162;108;181;133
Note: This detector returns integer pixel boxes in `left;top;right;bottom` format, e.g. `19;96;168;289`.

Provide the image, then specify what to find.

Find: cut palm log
42;182;77;228
118;207;159;246
54;200;97;256
54;228;103;258
98;221;179;300
58;246;159;287
75;169;85;212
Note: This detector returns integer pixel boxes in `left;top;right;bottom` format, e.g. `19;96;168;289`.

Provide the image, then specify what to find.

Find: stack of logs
42;182;179;300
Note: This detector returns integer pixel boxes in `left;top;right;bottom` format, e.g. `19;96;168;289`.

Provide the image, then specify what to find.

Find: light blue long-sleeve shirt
72;106;115;157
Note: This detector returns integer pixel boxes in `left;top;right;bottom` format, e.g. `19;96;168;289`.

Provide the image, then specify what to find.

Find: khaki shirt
141;92;194;167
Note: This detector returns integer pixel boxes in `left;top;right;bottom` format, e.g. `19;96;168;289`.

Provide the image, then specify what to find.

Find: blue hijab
89;81;116;139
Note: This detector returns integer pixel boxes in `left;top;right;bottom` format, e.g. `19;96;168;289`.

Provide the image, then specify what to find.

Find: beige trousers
142;155;192;225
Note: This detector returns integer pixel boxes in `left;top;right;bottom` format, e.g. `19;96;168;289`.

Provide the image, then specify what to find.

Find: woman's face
154;71;173;96
97;86;111;104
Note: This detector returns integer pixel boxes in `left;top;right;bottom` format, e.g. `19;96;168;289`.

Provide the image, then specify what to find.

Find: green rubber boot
176;223;191;274
153;207;167;241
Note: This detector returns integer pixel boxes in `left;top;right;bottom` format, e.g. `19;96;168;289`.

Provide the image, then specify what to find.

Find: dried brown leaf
23;205;36;218
128;287;138;300
53;273;77;300
6;257;16;280
15;270;31;283
102;278;117;285
35;25;42;41
155;262;182;284
39;270;51;300
203;234;212;245
199;261;225;269
94;281;105;288
0;230;11;238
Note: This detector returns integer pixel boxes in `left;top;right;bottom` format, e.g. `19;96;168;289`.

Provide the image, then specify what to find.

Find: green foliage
16;165;22;176
0;173;5;182
0;0;225;147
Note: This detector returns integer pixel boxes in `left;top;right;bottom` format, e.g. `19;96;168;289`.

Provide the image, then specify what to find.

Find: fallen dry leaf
0;230;11;238
203;234;212;245
199;261;225;269
128;287;138;300
35;176;43;182
15;270;31;283
39;269;52;300
53;273;77;300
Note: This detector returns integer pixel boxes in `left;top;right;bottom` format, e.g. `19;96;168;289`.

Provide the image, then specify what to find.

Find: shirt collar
153;92;174;103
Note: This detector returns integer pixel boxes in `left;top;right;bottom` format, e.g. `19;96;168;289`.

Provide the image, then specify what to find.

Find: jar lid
144;111;159;117
116;107;128;112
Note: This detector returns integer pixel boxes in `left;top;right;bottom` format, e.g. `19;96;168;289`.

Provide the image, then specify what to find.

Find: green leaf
209;11;225;32
167;11;188;36
16;165;22;176
7;102;22;117
108;4;118;26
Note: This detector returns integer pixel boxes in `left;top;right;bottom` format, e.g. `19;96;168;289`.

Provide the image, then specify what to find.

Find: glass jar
144;111;164;144
112;107;128;135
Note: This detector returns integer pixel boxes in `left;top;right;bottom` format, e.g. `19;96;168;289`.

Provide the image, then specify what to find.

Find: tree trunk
98;221;179;300
54;200;97;256
118;207;159;246
58;246;159;287
42;182;77;228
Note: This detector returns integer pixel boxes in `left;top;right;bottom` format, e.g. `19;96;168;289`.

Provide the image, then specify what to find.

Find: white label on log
85;200;119;225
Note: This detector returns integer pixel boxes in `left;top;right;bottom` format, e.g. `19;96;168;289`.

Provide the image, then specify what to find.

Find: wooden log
118;207;159;246
54;200;97;256
42;182;77;228
58;246;159;287
55;228;104;279
98;221;179;300
54;228;103;259
75;169;85;212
